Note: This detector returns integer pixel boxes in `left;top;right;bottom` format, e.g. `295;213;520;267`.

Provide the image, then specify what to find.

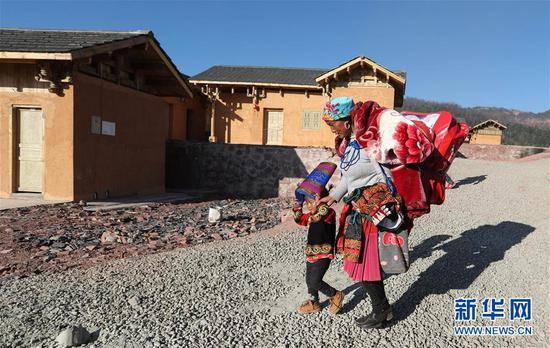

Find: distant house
0;28;202;201
468;119;507;145
189;56;406;147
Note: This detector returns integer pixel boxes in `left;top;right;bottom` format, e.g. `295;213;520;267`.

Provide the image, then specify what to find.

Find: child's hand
315;195;335;208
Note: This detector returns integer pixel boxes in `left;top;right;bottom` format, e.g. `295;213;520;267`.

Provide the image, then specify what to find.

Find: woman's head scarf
322;97;355;122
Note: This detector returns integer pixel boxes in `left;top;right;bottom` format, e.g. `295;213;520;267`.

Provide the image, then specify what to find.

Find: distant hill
399;98;550;147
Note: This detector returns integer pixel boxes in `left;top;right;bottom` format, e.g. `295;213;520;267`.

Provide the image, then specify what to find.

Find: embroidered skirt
342;216;382;281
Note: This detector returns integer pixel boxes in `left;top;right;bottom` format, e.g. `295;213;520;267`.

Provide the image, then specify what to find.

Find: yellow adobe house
0;28;196;201
189;56;406;147
468;119;507;145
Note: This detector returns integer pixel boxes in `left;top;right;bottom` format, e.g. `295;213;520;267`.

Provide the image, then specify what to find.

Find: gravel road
0;157;549;347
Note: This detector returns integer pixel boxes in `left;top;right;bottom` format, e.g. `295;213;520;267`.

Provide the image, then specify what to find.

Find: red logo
382;232;404;246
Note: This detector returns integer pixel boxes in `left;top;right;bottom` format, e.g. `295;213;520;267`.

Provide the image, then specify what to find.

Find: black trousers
306;258;336;302
362;280;389;312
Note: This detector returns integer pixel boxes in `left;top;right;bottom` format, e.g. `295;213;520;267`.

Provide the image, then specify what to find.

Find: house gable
315;56;406;107
470;119;507;132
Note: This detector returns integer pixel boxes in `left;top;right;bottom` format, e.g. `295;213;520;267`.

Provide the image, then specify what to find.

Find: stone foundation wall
166;141;549;198
166;140;341;198
459;144;548;161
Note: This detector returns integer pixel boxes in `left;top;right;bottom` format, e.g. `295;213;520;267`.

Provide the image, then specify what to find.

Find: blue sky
0;1;548;112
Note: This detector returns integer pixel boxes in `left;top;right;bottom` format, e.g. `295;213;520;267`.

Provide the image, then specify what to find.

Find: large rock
55;325;91;347
100;230;118;244
208;207;222;223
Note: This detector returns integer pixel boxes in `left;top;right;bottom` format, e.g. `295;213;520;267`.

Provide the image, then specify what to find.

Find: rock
128;296;141;310
183;226;195;236
208;208;222;223
0;249;12;254
148;240;164;249
211;233;223;241
51;242;66;249
100;231;118;244
55;325;91;347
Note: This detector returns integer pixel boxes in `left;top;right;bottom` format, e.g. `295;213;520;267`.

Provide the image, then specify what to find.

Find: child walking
293;162;344;314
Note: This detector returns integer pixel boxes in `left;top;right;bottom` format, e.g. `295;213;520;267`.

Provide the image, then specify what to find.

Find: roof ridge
0;28;150;35
212;65;328;71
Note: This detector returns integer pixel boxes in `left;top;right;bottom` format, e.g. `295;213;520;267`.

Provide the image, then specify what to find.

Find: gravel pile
0;158;548;347
0;198;290;279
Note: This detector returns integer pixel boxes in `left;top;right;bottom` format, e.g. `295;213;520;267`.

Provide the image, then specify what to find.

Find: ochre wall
165;97;186;140
211;85;395;147
0;63;74;200
73;73;169;201
213;91;332;147
470;133;502;145
164;96;207;141
331;85;395;108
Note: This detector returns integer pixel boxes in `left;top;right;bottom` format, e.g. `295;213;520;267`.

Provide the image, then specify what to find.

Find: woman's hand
316;195;335;208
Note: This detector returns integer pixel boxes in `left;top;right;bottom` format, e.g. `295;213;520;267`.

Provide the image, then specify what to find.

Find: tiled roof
0;28;149;52
191;65;328;86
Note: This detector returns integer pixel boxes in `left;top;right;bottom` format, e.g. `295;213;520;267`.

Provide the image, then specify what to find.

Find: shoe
328;290;345;314
355;305;393;329
297;300;321;314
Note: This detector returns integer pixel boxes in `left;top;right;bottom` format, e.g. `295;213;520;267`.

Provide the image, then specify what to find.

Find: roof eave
0;33;194;99
0;51;72;60
145;35;194;98
0;34;152;61
189;79;322;90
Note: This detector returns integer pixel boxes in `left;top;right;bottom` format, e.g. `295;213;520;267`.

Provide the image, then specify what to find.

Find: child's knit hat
295;162;337;203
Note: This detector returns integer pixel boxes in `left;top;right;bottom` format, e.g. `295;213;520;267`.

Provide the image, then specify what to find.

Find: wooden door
265;110;284;145
17;108;44;192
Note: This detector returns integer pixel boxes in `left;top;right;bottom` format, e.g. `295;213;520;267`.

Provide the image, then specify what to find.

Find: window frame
301;109;322;130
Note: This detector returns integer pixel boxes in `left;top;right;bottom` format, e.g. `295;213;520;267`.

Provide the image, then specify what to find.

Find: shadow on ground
340;221;535;321
453;175;487;188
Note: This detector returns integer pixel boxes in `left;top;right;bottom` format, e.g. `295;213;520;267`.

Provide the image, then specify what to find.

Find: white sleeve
329;175;348;202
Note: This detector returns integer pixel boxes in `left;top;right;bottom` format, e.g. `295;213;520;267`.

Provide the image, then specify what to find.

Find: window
302;110;321;129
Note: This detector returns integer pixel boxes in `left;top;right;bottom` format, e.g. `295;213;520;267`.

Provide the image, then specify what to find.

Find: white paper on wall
101;121;116;136
91;115;101;134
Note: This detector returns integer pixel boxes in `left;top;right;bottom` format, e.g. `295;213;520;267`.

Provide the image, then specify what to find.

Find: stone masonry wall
166;140;341;198
167;141;549;198
459;144;548;161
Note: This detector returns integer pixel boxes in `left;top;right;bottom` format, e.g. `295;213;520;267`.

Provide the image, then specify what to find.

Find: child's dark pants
306;258;337;302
